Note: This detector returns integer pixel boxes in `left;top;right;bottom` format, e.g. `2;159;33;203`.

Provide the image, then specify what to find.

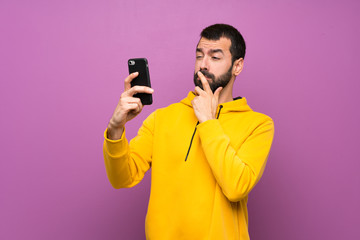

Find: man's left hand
191;71;222;123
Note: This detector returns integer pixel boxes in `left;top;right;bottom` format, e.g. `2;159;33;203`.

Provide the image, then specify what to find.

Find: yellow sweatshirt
103;92;274;240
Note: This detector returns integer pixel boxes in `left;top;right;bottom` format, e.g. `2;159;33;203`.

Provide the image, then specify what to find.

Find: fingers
197;71;212;94
194;86;203;96
125;85;154;97
120;95;143;115
124;72;139;91
123;72;154;97
127;101;143;114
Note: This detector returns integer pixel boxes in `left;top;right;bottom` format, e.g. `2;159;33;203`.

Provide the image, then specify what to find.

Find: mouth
204;76;213;82
198;70;214;80
197;75;212;81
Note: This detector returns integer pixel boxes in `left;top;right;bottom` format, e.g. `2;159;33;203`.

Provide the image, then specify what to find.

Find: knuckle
132;86;141;92
121;92;129;98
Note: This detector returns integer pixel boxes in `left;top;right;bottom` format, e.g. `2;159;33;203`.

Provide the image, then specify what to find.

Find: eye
212;57;220;60
196;55;203;59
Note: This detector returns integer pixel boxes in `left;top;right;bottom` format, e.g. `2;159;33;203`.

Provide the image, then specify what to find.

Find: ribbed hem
197;119;224;143
103;128;128;157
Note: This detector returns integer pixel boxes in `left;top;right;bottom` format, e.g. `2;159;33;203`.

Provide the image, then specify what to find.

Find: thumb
214;87;223;100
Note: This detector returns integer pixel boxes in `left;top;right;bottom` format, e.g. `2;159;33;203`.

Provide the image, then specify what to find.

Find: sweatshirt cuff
103;128;128;156
197;119;224;142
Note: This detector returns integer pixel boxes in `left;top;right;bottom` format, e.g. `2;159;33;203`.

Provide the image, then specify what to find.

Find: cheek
194;61;201;71
212;65;224;76
215;62;232;75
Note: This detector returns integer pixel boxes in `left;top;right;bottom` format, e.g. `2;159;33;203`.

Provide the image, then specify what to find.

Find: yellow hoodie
103;92;274;240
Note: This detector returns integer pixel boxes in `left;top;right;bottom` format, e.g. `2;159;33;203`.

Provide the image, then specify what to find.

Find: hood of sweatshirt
180;91;252;113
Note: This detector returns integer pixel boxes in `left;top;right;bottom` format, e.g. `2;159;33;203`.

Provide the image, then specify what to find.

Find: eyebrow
196;48;203;53
210;49;224;55
196;48;224;55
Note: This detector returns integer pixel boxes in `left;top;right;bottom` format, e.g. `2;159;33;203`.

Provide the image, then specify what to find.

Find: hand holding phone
107;70;154;140
128;58;153;105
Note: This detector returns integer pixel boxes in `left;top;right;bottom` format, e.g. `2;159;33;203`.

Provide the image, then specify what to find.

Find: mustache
198;70;215;80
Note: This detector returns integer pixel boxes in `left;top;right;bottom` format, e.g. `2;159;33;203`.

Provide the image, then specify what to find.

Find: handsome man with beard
103;24;274;240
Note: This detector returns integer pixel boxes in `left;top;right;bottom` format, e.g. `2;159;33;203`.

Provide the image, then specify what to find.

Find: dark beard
193;65;233;93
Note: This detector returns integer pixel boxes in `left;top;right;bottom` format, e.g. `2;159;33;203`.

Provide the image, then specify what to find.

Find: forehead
197;37;231;53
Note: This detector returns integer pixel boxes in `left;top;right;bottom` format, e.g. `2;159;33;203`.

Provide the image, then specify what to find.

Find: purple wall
1;0;359;239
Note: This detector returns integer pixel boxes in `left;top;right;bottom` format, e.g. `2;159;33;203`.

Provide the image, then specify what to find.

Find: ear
232;58;244;76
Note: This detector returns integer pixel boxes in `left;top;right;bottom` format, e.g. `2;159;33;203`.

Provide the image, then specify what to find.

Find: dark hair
200;24;246;62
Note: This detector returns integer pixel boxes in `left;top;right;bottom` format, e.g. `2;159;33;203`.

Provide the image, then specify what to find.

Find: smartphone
128;58;153;105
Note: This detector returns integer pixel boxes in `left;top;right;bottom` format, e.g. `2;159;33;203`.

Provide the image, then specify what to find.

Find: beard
193;65;233;93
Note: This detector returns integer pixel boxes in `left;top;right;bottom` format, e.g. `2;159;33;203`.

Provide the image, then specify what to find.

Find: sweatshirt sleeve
196;117;274;202
103;112;155;189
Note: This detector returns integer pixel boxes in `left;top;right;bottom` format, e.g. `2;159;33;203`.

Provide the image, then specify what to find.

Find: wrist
198;115;215;123
107;121;124;140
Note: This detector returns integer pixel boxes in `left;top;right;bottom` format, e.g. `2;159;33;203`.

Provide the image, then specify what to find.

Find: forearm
197;119;274;202
103;112;155;188
103;128;135;188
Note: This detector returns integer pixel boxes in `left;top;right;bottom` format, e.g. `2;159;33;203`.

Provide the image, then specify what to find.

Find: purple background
1;0;359;239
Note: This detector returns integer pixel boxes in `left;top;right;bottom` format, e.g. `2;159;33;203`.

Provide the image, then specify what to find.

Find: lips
197;76;212;82
198;70;215;81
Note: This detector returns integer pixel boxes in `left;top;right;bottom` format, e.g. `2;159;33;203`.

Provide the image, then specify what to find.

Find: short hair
200;23;246;62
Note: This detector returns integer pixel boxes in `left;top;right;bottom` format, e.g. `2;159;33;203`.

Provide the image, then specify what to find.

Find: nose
199;56;209;71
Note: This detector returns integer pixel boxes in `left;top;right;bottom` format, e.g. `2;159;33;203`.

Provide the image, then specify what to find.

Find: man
103;24;274;240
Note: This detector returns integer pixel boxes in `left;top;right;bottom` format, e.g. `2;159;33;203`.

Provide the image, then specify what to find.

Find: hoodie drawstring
185;105;223;162
184;122;199;162
216;105;223;119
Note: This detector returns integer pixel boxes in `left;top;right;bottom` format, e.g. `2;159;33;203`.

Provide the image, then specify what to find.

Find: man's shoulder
243;110;274;127
224;106;274;130
248;110;273;121
154;101;190;115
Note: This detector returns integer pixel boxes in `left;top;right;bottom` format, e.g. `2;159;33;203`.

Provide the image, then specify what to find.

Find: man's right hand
107;72;154;140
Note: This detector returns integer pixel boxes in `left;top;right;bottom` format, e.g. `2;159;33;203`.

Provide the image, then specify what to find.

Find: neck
218;78;235;104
